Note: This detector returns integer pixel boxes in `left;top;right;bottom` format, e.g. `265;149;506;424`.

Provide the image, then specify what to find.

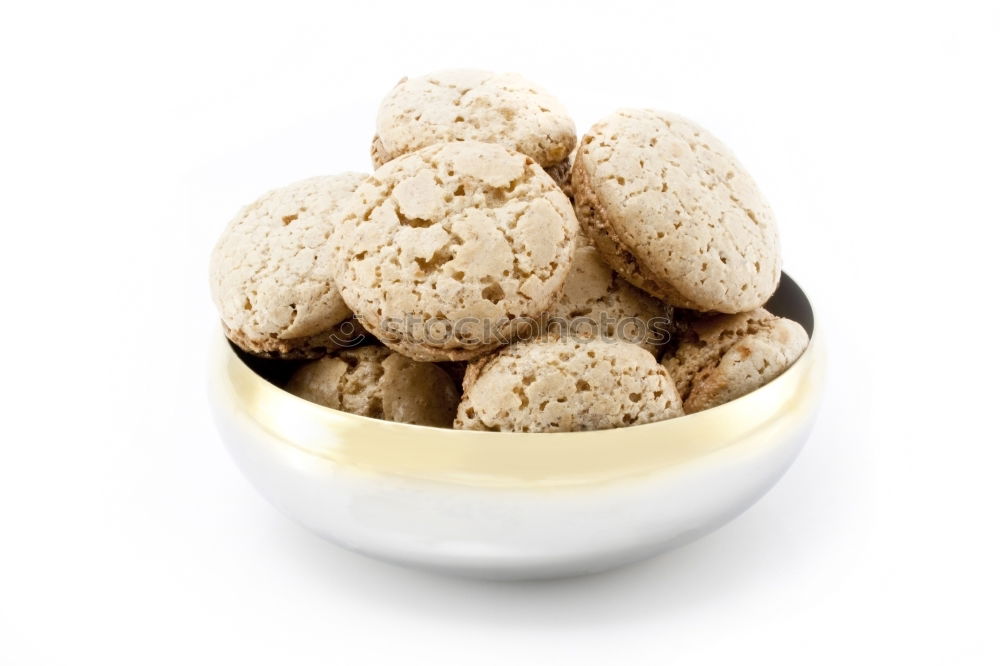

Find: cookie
376;139;575;199
286;345;460;427
210;174;367;358
663;308;808;413
331;141;578;362
221;318;366;360
373;69;576;169
545;240;673;354
573;110;780;313
454;336;683;432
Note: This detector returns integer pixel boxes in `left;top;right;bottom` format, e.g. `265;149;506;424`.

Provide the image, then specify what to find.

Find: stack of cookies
210;70;808;432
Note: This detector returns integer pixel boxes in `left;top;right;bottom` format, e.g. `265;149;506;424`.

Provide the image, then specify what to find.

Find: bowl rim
210;275;825;488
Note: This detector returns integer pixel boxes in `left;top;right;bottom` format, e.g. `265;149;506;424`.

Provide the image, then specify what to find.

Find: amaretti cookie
286;345;460;427
663;308;808;413
331;141;578;362
210;173;366;358
372;70;576;170
454;336;683;432
573;110;780;313
546;240;673;354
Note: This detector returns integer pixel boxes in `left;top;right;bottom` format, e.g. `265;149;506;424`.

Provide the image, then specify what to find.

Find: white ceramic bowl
209;274;824;580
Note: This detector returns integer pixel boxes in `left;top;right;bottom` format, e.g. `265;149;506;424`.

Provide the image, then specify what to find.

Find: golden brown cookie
286;345;460;427
210;173;366;358
373;70;576;169
573;110;780;313
663;308;807;413
455;336;683;432
545;240;673;354
332;141;578;361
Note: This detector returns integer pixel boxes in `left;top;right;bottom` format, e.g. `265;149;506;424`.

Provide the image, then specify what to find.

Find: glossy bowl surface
209;274;824;579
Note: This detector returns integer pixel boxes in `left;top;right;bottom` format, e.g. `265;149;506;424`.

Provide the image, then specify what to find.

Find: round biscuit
374;70;576;168
455;336;683;432
573;110;780;313
286;345;460;427
332;141;578;362
210;173;366;358
663;308;808;413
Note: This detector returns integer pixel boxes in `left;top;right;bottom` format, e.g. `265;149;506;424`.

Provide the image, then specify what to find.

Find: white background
2;1;998;663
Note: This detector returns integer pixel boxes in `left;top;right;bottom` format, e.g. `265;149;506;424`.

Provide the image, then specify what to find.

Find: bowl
208;273;824;580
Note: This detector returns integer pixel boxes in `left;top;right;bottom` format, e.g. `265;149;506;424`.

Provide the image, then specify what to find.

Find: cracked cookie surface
210;173;367;358
332;141;578;362
455;336;683;432
546;240;673;354
373;70;576;168
286;345;460;427
663;308;807;413
573;110;780;313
